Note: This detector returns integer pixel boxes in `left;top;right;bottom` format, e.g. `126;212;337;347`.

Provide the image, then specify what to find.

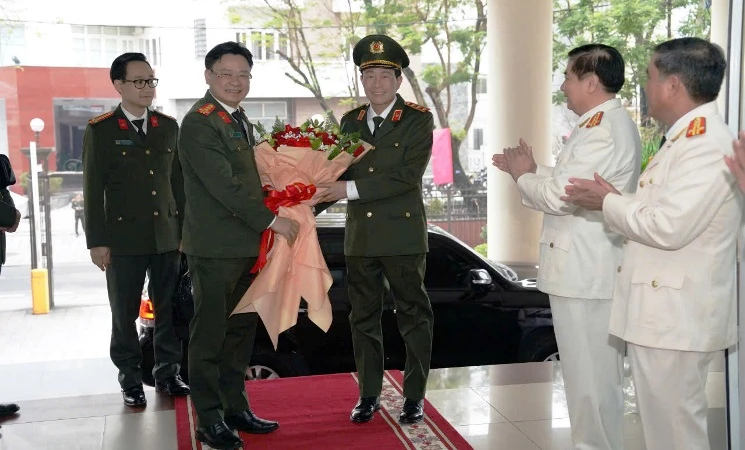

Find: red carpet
175;370;472;449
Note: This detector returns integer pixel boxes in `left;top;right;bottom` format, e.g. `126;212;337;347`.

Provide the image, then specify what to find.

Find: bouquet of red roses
231;118;372;348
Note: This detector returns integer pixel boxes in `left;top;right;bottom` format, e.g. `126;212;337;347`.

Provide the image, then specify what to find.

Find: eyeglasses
123;78;159;89
209;69;252;82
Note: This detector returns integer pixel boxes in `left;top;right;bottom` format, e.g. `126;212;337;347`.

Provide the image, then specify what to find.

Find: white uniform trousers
627;344;716;450
549;296;625;450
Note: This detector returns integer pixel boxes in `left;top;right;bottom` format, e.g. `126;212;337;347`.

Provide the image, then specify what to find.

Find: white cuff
346;181;360;201
267;216;277;229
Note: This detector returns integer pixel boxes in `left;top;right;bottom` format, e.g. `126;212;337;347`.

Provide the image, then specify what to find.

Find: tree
232;0;487;186
552;0;711;126
364;0;487;186
229;0;364;126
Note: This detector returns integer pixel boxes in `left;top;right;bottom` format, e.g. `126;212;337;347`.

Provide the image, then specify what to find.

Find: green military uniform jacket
82;105;184;256
178;91;275;258
340;94;433;257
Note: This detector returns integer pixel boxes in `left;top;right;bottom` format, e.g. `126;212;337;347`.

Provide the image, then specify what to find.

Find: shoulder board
88;111;114;125
197;104;216;116
152;110;177;122
405;101;430;113
585;111;604;128
342;103;369;117
685;117;706;138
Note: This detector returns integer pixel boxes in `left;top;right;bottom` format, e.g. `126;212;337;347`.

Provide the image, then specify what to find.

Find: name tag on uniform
230;132;243;139
115;139;135;146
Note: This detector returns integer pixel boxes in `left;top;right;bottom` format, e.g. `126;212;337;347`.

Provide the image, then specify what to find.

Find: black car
137;219;557;385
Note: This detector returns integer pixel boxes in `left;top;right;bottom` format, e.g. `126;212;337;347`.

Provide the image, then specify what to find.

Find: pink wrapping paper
232;141;371;349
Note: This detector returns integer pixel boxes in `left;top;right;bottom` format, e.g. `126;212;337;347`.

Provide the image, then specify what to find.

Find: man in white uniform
492;44;641;450
563;37;743;450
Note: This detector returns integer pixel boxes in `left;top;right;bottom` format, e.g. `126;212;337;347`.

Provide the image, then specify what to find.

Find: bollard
31;268;50;315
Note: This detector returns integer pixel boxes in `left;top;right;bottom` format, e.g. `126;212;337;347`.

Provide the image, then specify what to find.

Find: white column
711;0;730;115
486;0;553;264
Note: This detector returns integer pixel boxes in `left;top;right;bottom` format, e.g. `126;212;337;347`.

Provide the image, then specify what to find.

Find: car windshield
426;223;519;282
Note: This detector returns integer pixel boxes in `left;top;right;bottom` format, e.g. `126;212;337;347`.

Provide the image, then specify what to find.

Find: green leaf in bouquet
327;147;342;160
272;116;285;134
309;136;323;150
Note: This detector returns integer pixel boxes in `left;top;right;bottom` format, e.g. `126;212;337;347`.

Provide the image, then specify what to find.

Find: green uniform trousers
346;254;433;400
186;255;259;427
106;251;182;389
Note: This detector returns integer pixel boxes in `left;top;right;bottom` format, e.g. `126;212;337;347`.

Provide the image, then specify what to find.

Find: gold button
153;211;159;216
232;213;237;217
117;216;123;221
649;178;654;184
639;180;645;188
151;191;157;196
370;146;376;150
617;266;622;273
167;148;172;153
146;150;151;155
368;167;374;173
549;242;554;248
149;170;154;175
405;212;411;218
651;280;658;288
366;212;372;218
394;143;399;147
121;151;127;156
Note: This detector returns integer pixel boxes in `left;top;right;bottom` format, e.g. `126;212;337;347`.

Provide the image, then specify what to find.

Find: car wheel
246;352;309;381
517;327;559;363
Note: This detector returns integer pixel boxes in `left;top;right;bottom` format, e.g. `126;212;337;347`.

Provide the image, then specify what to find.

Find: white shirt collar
210;91;241;115
367;99;398;131
121;105;148;133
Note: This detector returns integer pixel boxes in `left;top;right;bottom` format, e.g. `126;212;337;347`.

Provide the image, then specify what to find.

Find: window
235;29;290;60
70;25;144;67
424;239;475;289
472;128;484;150
477;77;487;95
241;101;288;130
194;19;207;60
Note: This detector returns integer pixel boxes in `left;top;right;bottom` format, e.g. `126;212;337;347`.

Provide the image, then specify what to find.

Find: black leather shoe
155;375;190;396
0;403;19;417
399;398;424;424
350;396;380;423
196;422;243;450
121;386;147;407
225;409;279;434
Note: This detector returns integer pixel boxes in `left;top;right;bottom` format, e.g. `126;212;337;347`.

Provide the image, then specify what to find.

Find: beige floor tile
102;410;176;450
0;416;105;450
473;382;569;422
453;422;540;450
426;388;507;426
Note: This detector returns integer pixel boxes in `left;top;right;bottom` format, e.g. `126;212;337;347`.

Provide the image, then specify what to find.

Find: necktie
659;135;667;149
372;116;384;137
132;119;146;139
231;110;249;141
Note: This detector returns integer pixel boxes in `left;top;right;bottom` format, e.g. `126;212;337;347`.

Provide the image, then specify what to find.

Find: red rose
353;145;365;157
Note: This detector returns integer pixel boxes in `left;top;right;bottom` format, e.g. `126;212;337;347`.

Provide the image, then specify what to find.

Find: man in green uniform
316;34;435;425
83;52;190;408
178;42;299;450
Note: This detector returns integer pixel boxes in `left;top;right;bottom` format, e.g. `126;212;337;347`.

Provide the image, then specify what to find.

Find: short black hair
205;42;253;70
110;53;150;84
567;44;625;94
653;37;726;103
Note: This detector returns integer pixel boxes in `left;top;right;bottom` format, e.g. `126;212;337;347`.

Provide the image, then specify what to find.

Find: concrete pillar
486;1;553;265
711;0;730;115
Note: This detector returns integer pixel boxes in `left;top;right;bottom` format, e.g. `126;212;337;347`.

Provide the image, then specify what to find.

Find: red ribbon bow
250;182;317;274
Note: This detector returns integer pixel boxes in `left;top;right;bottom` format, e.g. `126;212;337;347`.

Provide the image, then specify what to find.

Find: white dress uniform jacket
517;98;641;299
604;102;744;352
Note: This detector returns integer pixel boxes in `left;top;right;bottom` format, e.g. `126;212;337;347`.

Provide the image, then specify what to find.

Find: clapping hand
560;173;620;211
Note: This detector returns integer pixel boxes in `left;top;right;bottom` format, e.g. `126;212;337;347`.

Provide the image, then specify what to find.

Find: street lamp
29;117;55;309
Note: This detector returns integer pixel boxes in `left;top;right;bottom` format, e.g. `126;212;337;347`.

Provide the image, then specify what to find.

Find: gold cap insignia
370;41;384;54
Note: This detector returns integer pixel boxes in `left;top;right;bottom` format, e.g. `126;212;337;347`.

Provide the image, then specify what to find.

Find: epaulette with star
343;104;369;121
585;111;604;128
685;117;706;138
405;101;430;113
197;103;216;116
88;111;114;125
